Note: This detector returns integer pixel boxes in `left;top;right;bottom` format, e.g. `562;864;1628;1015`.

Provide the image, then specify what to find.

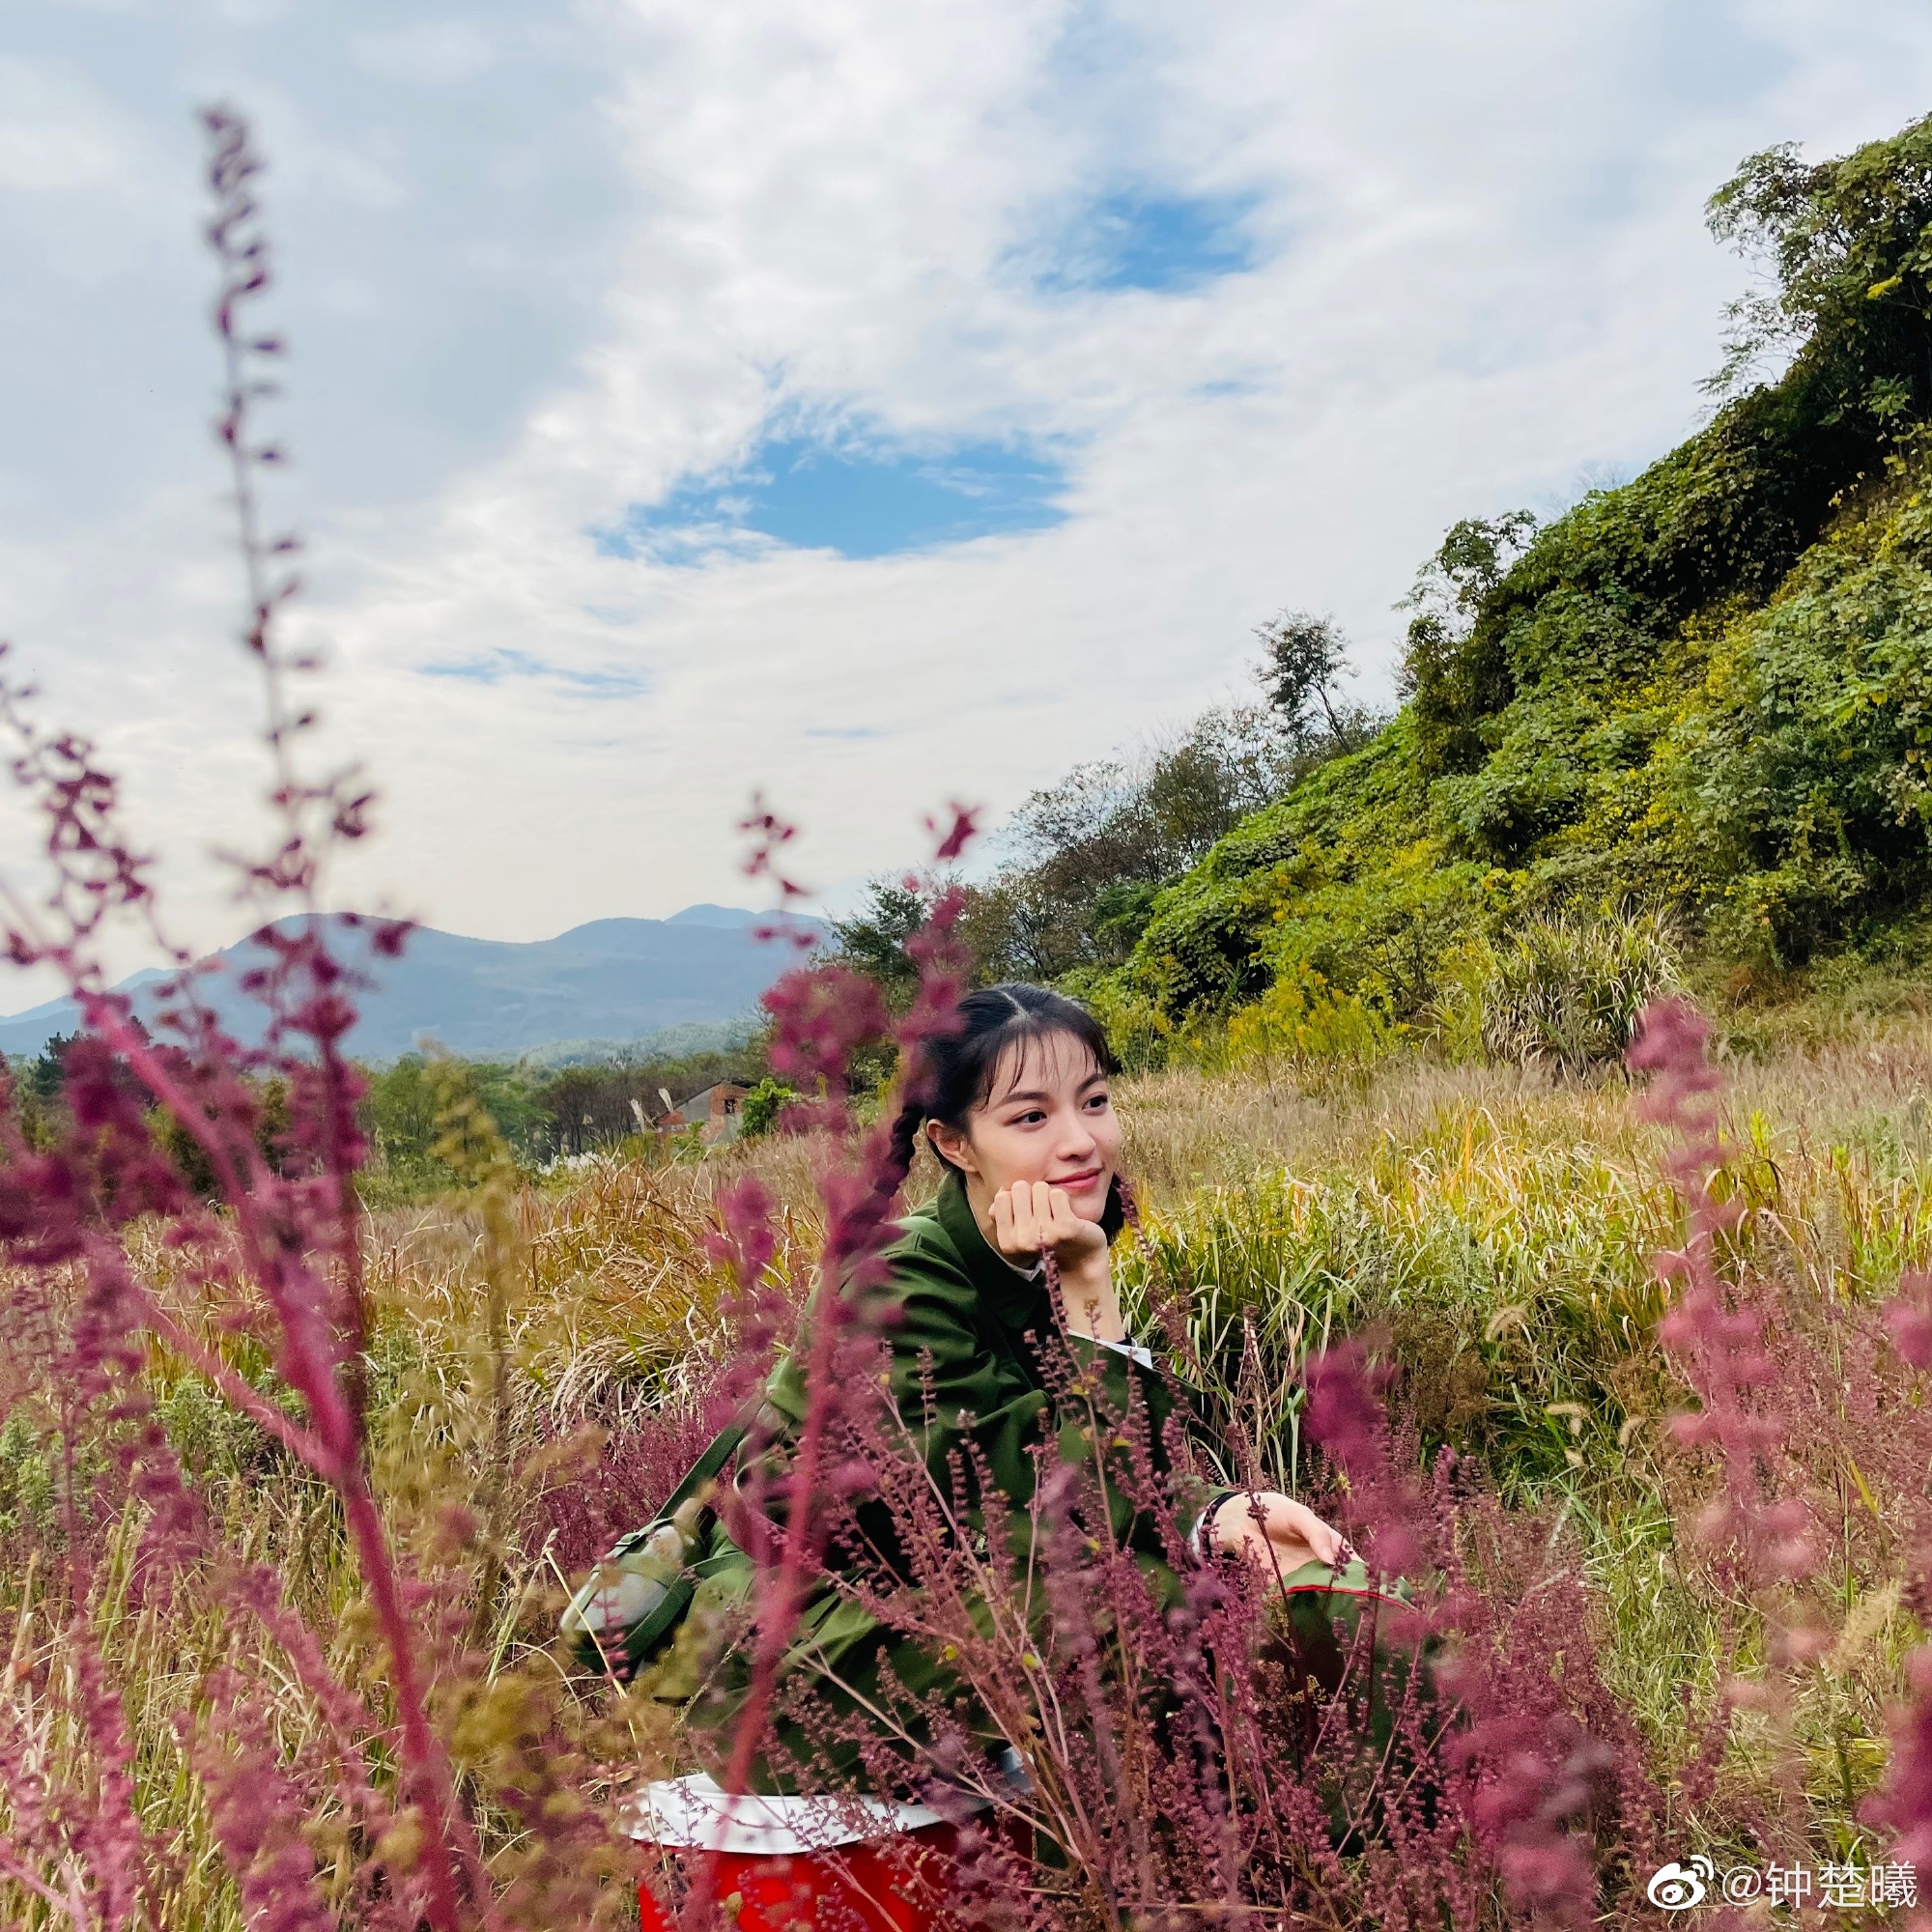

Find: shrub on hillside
1215;962;1400;1081
1077;974;1178;1073
1475;908;1681;1075
737;1075;798;1139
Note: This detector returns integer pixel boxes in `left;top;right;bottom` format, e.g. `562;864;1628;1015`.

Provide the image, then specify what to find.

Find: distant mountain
0;907;823;1064
665;904;769;927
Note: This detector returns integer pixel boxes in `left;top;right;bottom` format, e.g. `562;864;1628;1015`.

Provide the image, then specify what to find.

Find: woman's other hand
1210;1490;1349;1582
990;1180;1122;1341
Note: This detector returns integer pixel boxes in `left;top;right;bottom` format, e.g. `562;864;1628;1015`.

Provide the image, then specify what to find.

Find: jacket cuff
1193;1486;1244;1562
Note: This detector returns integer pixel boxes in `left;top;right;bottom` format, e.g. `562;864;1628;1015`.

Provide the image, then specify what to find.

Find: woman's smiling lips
1053;1168;1104;1195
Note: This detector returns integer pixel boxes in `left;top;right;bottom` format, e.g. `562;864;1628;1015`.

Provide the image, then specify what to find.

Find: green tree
24;1035;72;1104
967;704;1299;982
1398;511;1539;777
1257;611;1349;742
739;1077;798;1139
1706;112;1932;424
366;1054;443;1168
826;880;930;1012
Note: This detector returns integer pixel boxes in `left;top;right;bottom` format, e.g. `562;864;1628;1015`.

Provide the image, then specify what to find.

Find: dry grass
1106;1024;1932;1838
10;1021;1932;1923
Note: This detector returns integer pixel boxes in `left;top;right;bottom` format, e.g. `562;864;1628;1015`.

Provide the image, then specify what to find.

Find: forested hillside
1060;113;1932;1046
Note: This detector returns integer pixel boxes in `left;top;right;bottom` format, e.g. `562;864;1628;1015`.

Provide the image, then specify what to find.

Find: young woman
585;985;1372;1927
573;985;1350;1751
895;981;1344;1583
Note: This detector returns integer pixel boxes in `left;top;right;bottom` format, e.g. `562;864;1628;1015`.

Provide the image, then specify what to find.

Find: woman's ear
925;1120;978;1178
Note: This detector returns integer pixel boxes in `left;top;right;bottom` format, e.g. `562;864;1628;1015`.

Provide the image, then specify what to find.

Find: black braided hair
891;982;1127;1239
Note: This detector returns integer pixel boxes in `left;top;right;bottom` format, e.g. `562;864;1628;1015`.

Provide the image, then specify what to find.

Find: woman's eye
1012;1110;1046;1126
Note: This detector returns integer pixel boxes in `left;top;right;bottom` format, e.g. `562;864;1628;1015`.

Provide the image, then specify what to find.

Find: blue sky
0;0;1928;966
1028;190;1263;295
601;431;1072;562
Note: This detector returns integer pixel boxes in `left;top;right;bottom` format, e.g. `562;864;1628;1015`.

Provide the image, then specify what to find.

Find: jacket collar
931;1169;1055;1333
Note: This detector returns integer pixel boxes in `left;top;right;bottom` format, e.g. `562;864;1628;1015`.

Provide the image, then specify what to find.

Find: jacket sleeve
881;1236;1053;1512
733;1235;1049;1530
890;1244;1208;1562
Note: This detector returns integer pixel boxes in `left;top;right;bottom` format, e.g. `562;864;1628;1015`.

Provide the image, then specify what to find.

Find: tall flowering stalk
0;108;581;1931
708;828;975;1804
1616;995;1915;1885
1628;998;1813;1594
1870;1203;1932;1870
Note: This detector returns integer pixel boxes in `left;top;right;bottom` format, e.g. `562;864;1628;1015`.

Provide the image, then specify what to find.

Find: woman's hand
1210;1490;1349;1583
990;1179;1105;1272
990;1180;1122;1342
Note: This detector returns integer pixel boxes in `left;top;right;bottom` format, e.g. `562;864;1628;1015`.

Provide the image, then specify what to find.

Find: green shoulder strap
563;1414;757;1677
610;1416;750;1558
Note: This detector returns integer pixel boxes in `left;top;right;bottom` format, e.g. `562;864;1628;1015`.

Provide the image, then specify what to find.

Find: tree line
7;1033;767;1182
831;612;1384;997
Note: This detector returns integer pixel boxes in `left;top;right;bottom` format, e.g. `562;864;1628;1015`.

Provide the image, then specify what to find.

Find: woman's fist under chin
989;1179;1108;1268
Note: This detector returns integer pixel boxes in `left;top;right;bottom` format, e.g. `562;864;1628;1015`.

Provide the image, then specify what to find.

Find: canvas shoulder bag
558;1417;750;1678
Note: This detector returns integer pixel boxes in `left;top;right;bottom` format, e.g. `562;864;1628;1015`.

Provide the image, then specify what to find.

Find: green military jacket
660;1171;1208;1783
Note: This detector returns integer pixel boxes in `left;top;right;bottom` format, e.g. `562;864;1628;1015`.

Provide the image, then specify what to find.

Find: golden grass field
9;1020;1932;1924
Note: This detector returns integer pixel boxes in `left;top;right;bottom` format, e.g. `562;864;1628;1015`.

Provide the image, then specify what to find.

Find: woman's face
929;1030;1122;1226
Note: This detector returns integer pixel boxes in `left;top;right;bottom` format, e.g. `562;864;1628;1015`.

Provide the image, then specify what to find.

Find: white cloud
0;54;144;189
348;21;496;87
1;0;1929;986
